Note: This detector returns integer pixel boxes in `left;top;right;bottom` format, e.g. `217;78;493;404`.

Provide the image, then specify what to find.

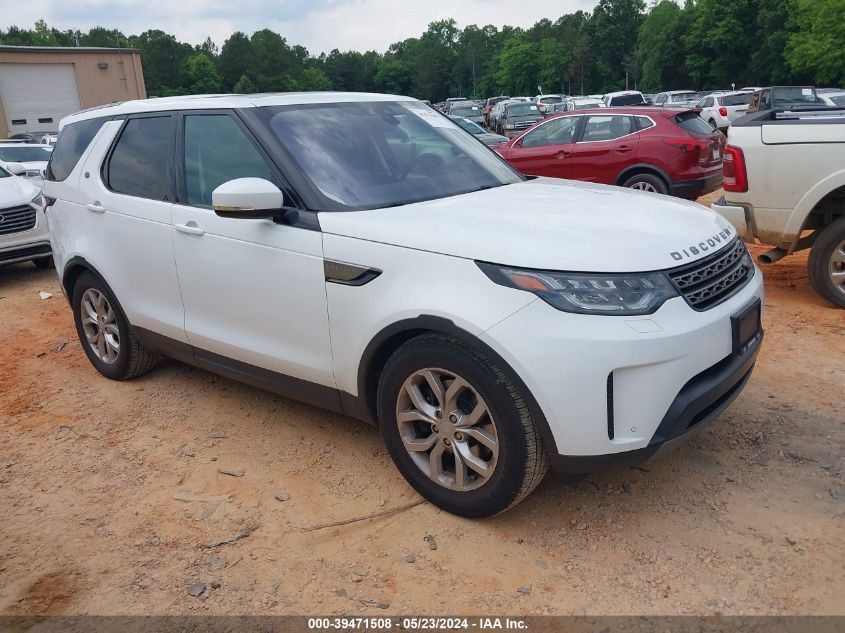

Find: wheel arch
61;256;106;303
355;316;559;455
792;182;845;249
614;163;671;189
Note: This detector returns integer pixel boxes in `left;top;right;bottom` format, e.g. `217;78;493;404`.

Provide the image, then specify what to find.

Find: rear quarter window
46;117;108;182
673;111;715;136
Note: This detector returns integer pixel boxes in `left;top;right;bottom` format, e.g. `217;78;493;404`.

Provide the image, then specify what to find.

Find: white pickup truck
712;107;845;307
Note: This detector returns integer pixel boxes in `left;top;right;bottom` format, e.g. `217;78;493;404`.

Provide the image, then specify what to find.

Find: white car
818;91;845;107
532;94;565;114
697;91;754;132
654;91;701;108
0;163;51;267
0;142;53;181
562;97;606;111
45;93;764;517
603;90;647;107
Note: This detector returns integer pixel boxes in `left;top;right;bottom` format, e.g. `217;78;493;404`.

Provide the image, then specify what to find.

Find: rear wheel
808;218;845;308
71;271;158;380
622;172;669;195
377;333;548;517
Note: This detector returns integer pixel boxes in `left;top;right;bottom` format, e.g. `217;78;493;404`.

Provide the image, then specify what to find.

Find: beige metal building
0;46;146;138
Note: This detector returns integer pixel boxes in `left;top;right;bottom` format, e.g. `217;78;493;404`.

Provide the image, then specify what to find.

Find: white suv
45;93;764;517
697;91;753;132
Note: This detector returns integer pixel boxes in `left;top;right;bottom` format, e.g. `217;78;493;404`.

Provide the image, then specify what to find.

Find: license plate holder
732;299;761;354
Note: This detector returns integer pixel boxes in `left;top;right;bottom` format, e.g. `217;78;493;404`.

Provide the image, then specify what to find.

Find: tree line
1;0;842;102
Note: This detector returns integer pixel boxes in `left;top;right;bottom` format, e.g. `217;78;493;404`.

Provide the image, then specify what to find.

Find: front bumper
670;170;723;200
0;204;51;265
548;326;761;473
480;267;764;468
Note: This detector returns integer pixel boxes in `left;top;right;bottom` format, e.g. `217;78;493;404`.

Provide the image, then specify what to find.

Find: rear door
570;114;639;184
78;113;188;343
504;116;582;179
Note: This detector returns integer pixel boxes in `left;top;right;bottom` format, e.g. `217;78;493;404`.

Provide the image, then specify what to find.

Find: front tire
808;218;845;308
376;333;548;517
622;172;669;195
71;271;159;380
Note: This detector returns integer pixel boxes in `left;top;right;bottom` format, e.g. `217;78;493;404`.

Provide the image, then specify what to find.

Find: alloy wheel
829;239;845;298
630;181;658;192
80;288;120;364
395;368;499;492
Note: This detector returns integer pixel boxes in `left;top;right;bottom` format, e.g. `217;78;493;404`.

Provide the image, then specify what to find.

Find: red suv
493;107;725;199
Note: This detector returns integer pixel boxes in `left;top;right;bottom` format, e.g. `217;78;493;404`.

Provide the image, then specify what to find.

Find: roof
0;45;141;54
60;92;417;126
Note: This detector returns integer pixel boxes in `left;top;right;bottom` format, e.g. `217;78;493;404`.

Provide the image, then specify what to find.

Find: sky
3;0;598;55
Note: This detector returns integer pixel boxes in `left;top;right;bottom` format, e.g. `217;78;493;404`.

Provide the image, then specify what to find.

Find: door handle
86;202;105;214
616;145;633;153
175;222;205;236
555;150;570;159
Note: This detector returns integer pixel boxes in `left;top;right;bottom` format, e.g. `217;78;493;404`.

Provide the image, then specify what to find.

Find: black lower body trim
670;171;723;200
132;327;370;422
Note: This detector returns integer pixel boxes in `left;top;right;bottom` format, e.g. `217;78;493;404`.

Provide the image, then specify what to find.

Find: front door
171;111;334;388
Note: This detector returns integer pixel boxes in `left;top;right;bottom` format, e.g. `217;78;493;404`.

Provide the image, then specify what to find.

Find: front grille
0;205;36;235
668;238;753;310
513;120;537;129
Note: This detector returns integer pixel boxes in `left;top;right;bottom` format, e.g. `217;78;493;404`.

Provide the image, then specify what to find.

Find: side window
47;116;108;182
635;116;655;131
521;117;580;148
581;116;635;142
183;115;273;208
704;97;714;108
107;116;172;201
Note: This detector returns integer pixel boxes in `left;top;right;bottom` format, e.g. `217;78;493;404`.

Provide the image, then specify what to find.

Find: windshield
0;146;52;162
574;101;602;110
539;96;562;104
722;93;753;106
831;95;845;106
258;101;522;211
506;104;540;117
451;106;480;117
451;117;484;134
609;94;645;106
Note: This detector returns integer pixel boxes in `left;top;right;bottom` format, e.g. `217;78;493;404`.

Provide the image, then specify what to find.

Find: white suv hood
320;178;736;272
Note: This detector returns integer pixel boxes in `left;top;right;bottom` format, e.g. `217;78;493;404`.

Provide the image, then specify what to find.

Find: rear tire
808;218;845;308
376;333;548;517
622;172;669;195
71;271;158;380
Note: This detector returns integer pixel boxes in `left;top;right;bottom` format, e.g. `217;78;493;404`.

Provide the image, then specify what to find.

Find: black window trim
101;111;178;204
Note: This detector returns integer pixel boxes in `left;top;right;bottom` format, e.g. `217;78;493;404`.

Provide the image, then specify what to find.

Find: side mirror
6;163;27;176
212;178;284;219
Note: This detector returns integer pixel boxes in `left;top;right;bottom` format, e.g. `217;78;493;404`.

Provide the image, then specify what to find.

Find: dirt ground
1;199;843;616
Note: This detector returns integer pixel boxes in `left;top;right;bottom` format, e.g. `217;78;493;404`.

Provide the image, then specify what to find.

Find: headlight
505;123;515;129
477;263;679;315
31;192;43;207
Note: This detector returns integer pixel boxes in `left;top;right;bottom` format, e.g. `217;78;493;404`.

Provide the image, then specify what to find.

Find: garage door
0;63;81;135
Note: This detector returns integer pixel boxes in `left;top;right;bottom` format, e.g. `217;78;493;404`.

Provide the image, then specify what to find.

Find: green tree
786;0;845;86
250;29;296;91
132;29;194;95
589;0;646;92
496;32;540;96
218;32;253;92
31;19;57;46
232;73;256;93
184;52;221;94
638;0;686;92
